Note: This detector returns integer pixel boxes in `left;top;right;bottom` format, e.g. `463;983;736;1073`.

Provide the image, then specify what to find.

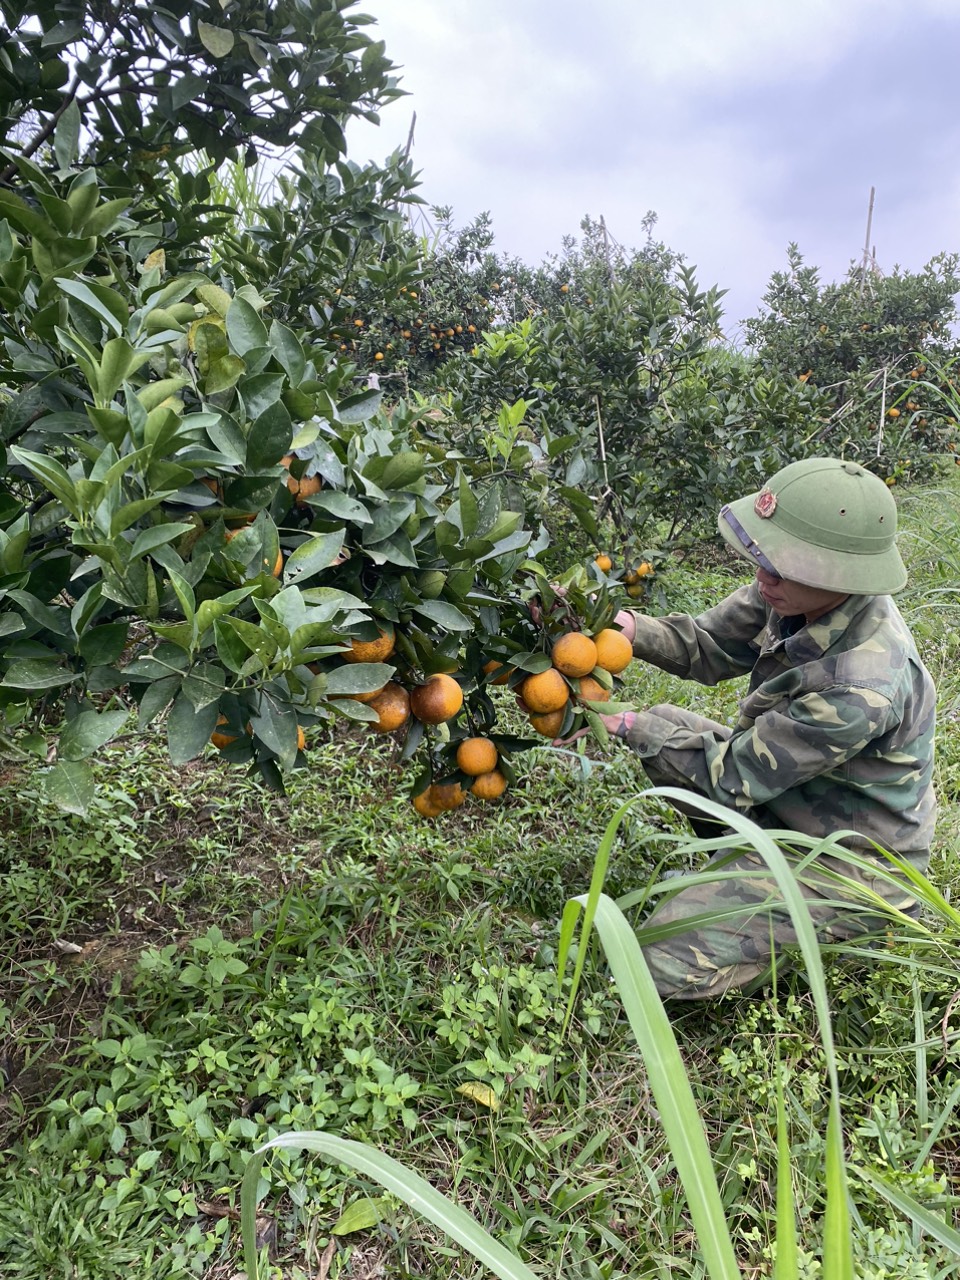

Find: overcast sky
347;0;960;342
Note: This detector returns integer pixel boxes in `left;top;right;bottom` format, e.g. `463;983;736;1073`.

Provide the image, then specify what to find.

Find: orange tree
744;243;960;482
0;5;646;815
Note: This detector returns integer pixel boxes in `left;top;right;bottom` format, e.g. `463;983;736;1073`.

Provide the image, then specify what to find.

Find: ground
1;483;959;1278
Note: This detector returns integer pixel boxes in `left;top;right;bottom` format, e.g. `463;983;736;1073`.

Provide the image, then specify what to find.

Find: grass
2;476;960;1277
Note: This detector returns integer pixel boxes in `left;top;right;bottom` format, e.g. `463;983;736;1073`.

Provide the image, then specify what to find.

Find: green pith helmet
718;457;907;594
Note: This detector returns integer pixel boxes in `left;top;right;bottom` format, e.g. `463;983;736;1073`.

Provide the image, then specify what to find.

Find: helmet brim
719;491;908;594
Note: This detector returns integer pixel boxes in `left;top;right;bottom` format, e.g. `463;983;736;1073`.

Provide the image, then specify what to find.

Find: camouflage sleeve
628;582;768;686
623;682;900;811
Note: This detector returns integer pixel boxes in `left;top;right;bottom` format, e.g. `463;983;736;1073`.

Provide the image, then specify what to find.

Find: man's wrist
616;712;636;739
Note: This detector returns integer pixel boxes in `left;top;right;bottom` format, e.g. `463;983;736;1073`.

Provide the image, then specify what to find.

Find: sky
346;0;960;342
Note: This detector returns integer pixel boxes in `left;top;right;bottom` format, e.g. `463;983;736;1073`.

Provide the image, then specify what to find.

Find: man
595;457;937;1000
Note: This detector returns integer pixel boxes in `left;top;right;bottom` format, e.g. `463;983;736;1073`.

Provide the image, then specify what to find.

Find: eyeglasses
720;505;781;579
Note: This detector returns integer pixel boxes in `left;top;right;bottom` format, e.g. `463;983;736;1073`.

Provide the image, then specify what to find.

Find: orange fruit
282;455;323;505
210;715;237;750
528;708;566;737
578;676;611;705
593;628;633;674
368;683;411;733
471;770;508;801
483;659;515;686
637;561;654;578
410;673;464;724
551;632;598;678
374;352;384;361
594;553;613;573
412;788;443;819
345;627;396;664
521;668;569;714
887;407;901;419
626;583;644;599
456;737;499;776
432;781;467;810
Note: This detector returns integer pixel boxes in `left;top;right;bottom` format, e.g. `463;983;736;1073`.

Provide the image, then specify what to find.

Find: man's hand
613;609;637;644
553;710;639;747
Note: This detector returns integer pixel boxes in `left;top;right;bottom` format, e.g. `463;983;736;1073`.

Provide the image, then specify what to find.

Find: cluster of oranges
594;552;655;599
515;628;633;738
412;736;507;818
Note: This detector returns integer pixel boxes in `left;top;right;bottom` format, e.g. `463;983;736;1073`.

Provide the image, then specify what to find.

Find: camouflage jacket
624;582;937;867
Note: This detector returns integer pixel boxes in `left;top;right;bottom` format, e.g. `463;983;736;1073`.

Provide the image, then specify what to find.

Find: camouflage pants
635;706;917;1001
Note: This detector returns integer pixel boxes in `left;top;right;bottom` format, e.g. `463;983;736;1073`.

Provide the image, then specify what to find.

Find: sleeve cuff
620;709;675;758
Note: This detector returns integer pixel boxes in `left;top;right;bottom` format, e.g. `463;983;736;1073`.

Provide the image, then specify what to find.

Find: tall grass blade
241;1131;541;1280
568;892;741;1280
773;1017;799;1280
559;795;643;1032
854;1167;960;1256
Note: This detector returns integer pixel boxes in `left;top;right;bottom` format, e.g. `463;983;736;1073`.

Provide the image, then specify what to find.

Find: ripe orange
374;351;384;361
456;737;499;776
593;628;633;674
483;659;515;686
410;673;464;724
887;407;901;419
521;668;569;714
282;455;323;505
210;715;237;750
432;781;467;810
345;627;396;664
413;788;442;818
551;632;598;678
471;770;508;801
594;553;613;573
368;683;411;733
578;676;611;705
637;561;654;577
528;708;566;737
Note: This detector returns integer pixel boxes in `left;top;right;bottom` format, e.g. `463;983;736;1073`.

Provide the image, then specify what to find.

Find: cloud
348;0;960;332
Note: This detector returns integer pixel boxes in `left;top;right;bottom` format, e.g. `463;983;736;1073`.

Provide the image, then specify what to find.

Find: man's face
755;567;848;622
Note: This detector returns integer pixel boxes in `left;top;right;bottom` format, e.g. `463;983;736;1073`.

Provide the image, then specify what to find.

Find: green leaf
366;533;418;568
282;531;345;588
56;276;128;337
226;296;268;356
205;354;245;395
413;600;473;632
128;523;194;560
338;388;382;424
167;691;219;764
43;760;94;816
98;339;153;404
54;98;82;171
306;492;371;524
78;622;130;666
198;20;235;57
10;445;77;511
80;198;132;238
248;692;298;762
60;709;129;761
324;663;394;697
459;469;479;538
2;658;77;690
246;401;292;471
268;320;306;385
331;1197;385;1236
